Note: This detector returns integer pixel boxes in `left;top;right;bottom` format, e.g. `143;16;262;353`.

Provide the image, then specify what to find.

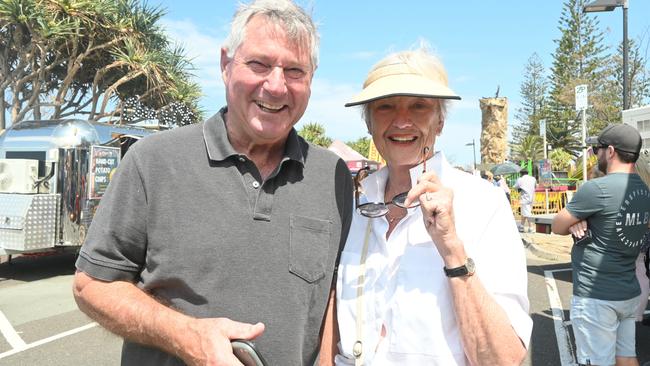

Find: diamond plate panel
0;193;59;251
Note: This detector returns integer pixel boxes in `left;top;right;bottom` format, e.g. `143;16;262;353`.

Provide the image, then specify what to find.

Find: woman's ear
436;118;445;136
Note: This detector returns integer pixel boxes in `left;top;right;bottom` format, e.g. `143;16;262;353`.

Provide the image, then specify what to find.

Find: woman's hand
405;171;465;263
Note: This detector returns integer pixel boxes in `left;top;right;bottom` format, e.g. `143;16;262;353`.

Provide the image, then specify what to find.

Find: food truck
0;119;153;257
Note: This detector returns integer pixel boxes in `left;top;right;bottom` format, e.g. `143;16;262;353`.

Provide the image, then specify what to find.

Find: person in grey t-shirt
72;1;353;365
552;124;650;366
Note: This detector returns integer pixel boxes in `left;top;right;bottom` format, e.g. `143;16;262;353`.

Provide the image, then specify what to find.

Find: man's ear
220;48;231;81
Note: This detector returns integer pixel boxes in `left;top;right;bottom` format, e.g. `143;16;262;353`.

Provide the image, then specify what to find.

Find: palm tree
298;122;333;147
0;0;201;127
511;135;544;164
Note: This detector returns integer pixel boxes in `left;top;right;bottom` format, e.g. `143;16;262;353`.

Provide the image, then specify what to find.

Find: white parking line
544;268;577;366
0;310;25;350
0;322;97;359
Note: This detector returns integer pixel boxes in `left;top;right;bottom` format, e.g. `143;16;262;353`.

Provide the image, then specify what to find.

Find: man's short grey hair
361;46;450;132
222;0;319;70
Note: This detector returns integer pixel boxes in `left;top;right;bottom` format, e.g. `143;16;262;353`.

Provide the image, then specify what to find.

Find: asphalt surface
0;253;122;365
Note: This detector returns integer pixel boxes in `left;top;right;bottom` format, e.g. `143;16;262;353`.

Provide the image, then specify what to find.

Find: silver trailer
0;119;153;256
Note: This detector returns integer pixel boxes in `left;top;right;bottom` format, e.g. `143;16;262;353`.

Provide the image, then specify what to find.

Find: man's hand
568;220;588;238
184;318;265;366
73;271;265;366
551;208;582;235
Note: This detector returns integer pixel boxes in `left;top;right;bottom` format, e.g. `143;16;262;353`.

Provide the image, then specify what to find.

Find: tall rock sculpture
479;97;508;164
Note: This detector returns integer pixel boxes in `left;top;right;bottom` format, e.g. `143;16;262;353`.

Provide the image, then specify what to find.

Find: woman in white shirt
319;46;532;366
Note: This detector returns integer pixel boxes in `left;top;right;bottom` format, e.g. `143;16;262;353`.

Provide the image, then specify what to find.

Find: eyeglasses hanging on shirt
354;146;430;218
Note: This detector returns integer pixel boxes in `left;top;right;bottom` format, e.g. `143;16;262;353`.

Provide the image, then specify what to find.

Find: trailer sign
89;146;120;199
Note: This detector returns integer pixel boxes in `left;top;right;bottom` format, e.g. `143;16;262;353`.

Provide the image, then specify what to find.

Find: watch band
443;257;475;277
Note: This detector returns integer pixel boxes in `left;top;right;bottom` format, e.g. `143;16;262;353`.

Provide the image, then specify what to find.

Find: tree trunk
33;104;41;120
0;95;5;130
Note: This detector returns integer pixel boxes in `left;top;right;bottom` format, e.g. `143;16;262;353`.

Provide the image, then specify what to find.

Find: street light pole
622;2;629;110
465;139;477;172
583;0;630;110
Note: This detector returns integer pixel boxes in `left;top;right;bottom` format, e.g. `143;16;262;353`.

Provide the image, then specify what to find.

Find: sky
154;0;650;168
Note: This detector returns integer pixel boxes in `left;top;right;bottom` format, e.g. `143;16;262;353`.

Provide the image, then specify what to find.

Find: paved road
0;254;121;365
0;251;649;365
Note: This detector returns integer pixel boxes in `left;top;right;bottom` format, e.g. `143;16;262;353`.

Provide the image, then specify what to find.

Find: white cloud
161;18;226;115
161;19;223;69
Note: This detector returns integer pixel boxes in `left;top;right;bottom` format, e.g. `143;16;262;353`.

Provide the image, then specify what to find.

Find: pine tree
612;38;650;110
512;53;548;147
547;0;611;156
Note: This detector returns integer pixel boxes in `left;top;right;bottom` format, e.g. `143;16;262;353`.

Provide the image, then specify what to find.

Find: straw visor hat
344;60;461;107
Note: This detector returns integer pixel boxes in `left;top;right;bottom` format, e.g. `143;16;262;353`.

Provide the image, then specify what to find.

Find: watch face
466;257;476;274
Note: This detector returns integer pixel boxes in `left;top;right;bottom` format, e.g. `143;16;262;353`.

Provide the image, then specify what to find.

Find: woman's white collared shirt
335;152;532;365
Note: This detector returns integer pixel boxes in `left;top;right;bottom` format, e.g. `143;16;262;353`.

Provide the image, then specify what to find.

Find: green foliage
512;135;543;164
549;148;573;171
346;137;370;158
512;0;650;162
546;0;610;155
298;122;333;147
610;39;650;110
512;53;548;146
0;0;202;128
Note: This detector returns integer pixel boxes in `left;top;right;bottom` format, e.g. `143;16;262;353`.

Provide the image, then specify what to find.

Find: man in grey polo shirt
552;124;650;366
72;1;353;365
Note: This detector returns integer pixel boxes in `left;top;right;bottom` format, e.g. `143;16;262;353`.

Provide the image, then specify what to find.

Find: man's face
221;15;314;146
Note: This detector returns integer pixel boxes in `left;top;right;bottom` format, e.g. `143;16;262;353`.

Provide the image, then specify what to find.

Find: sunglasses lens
392;192;420;209
592;146;599;154
357;203;389;218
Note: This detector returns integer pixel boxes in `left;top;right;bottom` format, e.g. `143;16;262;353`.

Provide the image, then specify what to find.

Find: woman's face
368;96;443;168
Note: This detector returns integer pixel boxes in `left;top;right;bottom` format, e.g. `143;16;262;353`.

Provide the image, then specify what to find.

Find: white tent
327;140;366;161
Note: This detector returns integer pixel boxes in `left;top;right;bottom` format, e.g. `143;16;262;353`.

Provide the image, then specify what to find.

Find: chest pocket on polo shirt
289;215;332;283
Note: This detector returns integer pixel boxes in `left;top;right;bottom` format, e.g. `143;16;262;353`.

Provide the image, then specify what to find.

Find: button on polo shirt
203;108;306;222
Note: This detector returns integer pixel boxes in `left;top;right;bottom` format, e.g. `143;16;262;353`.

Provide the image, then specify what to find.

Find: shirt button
238;157;246;163
252;181;260;189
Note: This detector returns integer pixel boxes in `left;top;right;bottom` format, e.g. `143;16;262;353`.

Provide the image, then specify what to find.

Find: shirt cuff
75;251;140;282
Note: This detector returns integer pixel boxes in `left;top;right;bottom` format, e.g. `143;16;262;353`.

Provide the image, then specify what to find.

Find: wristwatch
443;257;476;278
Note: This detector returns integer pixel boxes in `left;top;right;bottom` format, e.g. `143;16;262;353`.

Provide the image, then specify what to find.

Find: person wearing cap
552;124;650;366
321;46;532;366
